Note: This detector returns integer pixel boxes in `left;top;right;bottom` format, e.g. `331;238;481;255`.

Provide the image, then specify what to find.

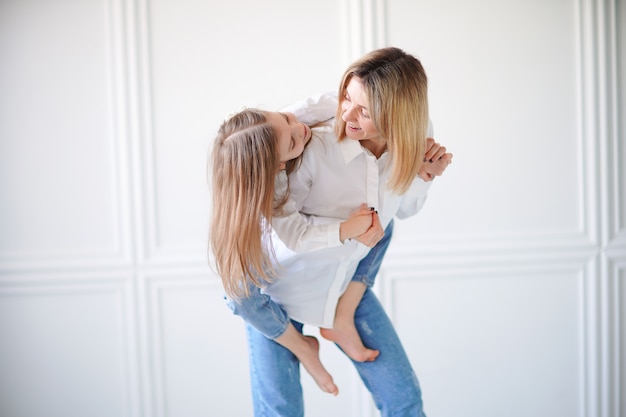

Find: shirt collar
340;138;389;163
340;138;365;163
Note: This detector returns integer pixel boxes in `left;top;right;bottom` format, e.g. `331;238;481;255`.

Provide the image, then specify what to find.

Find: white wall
0;1;623;417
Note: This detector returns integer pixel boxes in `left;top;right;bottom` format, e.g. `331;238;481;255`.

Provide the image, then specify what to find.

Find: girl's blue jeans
226;220;426;416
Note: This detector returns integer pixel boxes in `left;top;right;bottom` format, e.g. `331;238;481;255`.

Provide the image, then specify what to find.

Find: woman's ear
279;162;286;170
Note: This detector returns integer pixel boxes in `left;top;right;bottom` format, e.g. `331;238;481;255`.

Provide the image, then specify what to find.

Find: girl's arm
271;154;371;252
272;93;378;251
272;197;373;252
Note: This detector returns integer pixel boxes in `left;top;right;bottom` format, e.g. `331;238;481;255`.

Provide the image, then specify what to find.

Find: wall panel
0;276;138;417
141;274;250;417
381;1;621;416
138;0;346;264
381;266;582;417
0;1;622;417
142;272;364;417
0;0;132;270
387;0;584;242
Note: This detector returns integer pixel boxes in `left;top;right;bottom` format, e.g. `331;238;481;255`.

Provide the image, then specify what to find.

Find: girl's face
340;77;380;141
266;111;312;168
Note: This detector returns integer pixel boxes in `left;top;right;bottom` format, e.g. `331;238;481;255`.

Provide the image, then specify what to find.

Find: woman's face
266;111;312;167
340;77;380;141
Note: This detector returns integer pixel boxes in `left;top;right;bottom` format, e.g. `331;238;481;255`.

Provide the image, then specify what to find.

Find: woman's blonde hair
335;47;429;194
209;109;301;299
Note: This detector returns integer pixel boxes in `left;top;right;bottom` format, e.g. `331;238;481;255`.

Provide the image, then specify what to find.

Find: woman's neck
361;138;387;159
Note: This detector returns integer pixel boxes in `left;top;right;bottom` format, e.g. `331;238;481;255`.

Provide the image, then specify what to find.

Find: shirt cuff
327;222;342;246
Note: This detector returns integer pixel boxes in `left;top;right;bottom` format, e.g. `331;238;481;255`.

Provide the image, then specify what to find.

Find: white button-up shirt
264;94;433;327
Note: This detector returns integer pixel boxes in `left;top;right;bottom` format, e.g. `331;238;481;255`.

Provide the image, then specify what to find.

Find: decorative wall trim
140;271;220;417
0;274;140;417
132;0;158;265
369;3;623;417
578;1;621;416
1;0;622;416
378;261;587;417
607;258;624;417
615;261;625;417
130;0;217;267
389;230;598;264
341;0;388;65
0;0;133;273
0;249;132;273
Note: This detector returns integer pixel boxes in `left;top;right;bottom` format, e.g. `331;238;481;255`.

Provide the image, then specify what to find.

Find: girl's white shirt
265;93;433;328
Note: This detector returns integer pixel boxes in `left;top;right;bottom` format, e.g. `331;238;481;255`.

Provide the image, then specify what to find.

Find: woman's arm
398;137;453;218
280;92;338;126
395;177;432;220
417;138;453;181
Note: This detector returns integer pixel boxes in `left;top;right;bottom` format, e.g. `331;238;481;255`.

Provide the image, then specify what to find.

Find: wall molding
378;261;588;417
2;0;618;416
577;1;622;416
341;0;388;68
389;230;598;264
139;272;220;417
368;3;623;417
0;0;134;273
0;274;140;417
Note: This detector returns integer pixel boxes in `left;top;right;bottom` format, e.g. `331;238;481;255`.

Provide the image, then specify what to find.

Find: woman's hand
418;138;453;181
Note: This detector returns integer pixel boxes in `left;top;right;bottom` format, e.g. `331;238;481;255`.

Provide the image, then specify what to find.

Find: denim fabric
240;219;426;416
224;281;290;340
246;289;426;417
349;288;426;417
245;321;305;417
351;219;394;287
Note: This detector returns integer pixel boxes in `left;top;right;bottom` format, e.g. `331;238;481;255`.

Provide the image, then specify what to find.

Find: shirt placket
366;154;379;209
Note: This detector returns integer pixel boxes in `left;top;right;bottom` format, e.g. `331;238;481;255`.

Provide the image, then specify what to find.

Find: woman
219;47;452;416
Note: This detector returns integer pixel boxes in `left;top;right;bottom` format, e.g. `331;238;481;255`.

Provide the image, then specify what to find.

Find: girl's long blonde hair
209;109;301;300
335;47;429;194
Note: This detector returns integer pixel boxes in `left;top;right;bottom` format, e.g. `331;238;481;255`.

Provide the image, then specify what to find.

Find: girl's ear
279;161;286;170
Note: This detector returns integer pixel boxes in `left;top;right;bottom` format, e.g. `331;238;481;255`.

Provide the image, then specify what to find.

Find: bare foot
320;323;379;362
297;336;339;396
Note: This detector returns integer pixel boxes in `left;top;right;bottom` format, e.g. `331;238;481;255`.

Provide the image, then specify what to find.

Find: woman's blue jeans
227;220;426;416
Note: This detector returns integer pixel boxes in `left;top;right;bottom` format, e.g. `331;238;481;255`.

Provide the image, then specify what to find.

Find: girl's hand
339;204;374;242
353;211;384;248
418;138;453;181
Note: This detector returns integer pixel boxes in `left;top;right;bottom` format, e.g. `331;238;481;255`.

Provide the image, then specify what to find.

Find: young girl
209;108;392;395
